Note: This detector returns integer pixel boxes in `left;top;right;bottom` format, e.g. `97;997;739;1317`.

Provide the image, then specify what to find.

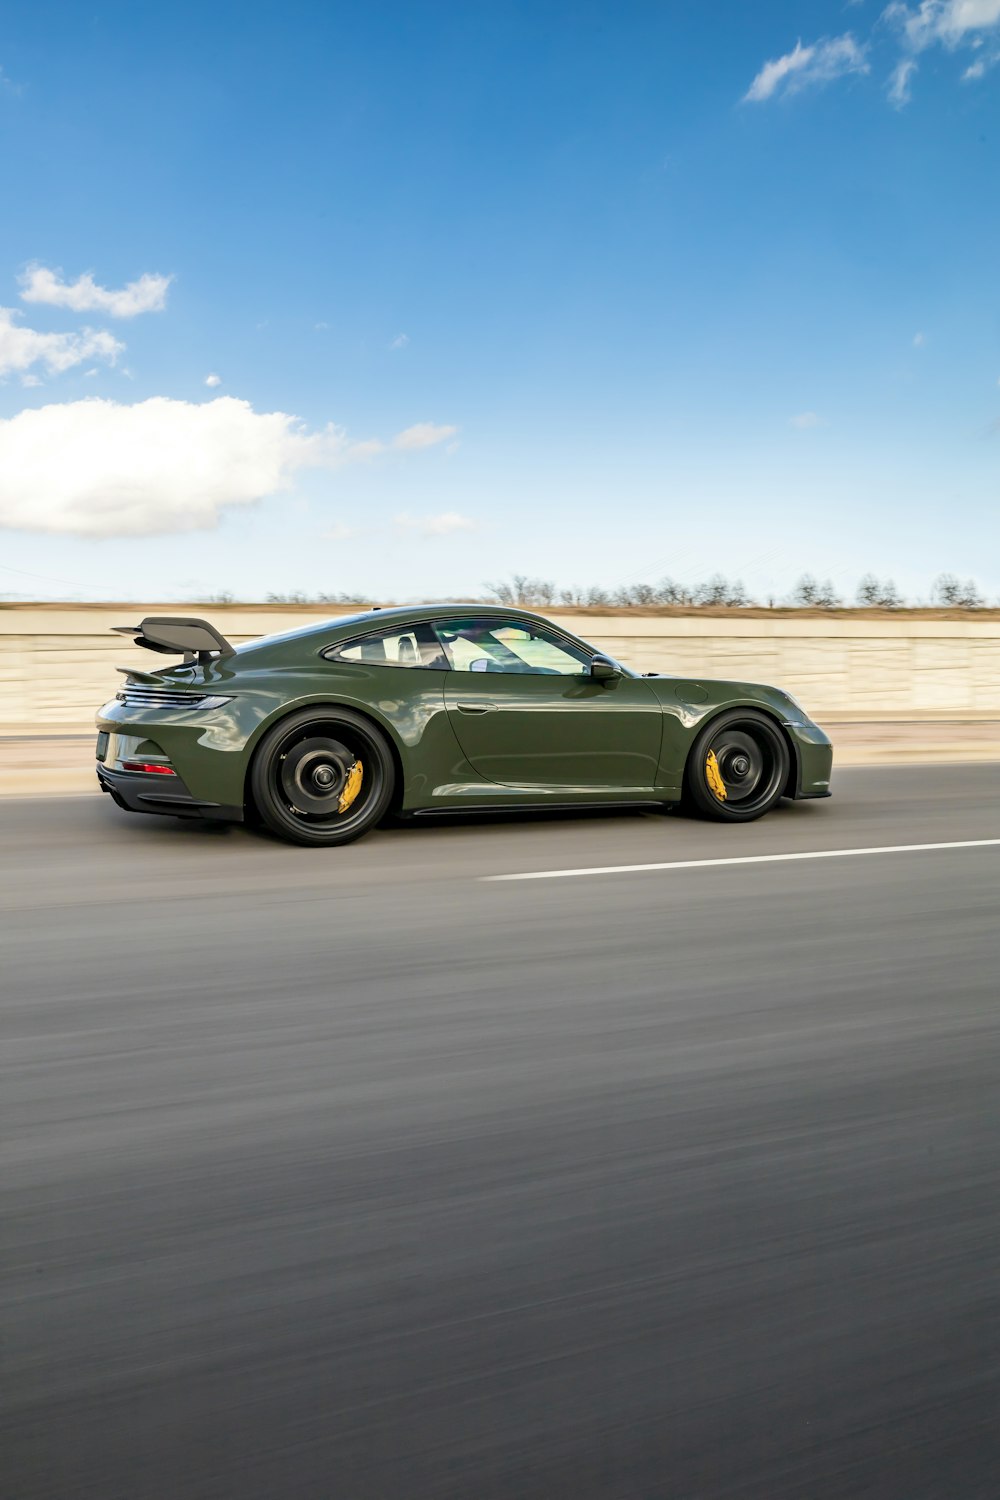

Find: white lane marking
482;838;1000;882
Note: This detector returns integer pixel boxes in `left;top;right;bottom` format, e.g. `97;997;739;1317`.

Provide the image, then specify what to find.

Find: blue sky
1;0;999;603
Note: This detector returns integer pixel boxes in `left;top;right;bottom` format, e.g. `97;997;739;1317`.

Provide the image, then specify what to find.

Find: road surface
4;764;1000;1498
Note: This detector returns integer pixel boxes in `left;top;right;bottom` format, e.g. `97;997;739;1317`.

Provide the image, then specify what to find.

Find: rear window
324;622;449;669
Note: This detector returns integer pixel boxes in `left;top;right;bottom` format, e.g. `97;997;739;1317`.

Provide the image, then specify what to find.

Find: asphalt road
4;764;1000;1499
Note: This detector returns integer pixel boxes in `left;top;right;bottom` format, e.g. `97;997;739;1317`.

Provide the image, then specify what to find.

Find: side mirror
590;654;622;683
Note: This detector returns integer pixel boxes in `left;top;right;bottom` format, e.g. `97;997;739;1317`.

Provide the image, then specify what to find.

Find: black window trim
319;612;627;675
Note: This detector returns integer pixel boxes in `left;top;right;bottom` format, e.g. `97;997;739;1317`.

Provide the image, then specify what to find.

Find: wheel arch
684;703;800;799
242;697;407;818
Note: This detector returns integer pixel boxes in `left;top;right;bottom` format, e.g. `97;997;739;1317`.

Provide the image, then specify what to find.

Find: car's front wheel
683;709;790;822
250;707;395;846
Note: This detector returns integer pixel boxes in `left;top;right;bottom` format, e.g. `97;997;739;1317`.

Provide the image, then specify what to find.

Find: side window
433;617;591;676
325;622;449;669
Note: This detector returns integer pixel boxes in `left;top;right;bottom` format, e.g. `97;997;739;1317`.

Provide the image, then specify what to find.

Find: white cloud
0;307;124;378
885;0;1000;49
205;373;221;387
315;321;329;331
0;396;385;537
394;511;476;536
913;330;926;346
19;265;173;318
20;373;42;388
392;421;458;450
884;0;1000;97
389;333;409;350
321;521;360;541
888;56;919;102
744;34;869;101
789;411;824;428
962;47;1000;74
751;2;1000;109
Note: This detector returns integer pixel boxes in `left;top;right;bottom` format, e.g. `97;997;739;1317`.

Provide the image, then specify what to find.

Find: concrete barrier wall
3;605;1000;731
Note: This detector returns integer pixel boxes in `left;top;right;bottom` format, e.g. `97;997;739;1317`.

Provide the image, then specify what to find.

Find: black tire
250;707;395;847
683;709;790;823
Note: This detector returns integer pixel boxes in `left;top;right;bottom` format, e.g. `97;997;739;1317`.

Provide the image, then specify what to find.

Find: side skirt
409;799;671;818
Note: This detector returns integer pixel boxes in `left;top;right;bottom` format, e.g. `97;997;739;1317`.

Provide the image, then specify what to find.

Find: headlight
780;693;809;723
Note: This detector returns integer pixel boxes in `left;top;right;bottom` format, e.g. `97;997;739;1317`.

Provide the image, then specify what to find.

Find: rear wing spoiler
113;616;235;665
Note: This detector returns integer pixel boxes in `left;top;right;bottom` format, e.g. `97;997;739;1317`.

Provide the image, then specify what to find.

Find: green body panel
95;605;833;816
441;671;667;792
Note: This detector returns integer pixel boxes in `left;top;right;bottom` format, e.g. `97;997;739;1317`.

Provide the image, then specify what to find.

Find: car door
434;615;663;791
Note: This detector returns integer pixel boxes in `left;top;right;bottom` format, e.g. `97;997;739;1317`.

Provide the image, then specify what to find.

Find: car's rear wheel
250;707;395;846
683;709;789;822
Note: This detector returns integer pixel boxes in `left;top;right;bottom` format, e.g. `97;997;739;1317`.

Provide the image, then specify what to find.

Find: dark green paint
95;605;833;817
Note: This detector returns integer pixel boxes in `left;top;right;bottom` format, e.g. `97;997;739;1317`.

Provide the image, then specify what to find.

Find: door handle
455;701;497;714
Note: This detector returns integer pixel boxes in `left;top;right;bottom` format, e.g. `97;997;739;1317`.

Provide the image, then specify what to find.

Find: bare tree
478;572;995;611
932;573;984;608
693;574;750;607
485;576;557;607
613;585;661;607
856;575;902;608
263;590;362;605
656;578;694;605
791;574;840;608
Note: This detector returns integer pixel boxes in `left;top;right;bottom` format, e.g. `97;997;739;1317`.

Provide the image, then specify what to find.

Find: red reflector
121;760;176;775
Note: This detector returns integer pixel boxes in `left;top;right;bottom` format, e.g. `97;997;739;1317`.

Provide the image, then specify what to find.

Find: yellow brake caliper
705;749;727;801
338;759;363;814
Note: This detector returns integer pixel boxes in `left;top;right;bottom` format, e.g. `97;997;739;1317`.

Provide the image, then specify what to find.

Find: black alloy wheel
250;707;395;846
683;709;790;822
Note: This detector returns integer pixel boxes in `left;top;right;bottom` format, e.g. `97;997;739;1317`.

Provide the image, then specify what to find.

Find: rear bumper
785;721;834;800
95;702;252;812
96;764;243;822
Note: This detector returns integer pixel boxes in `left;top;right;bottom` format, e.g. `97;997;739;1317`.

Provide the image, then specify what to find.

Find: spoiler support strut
113;616;234;666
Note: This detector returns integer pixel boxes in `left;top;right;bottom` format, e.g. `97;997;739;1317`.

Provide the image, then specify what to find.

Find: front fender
644;677;832;796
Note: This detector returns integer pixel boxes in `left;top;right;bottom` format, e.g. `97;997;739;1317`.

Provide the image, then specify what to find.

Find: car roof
328;603;552;632
234;602;560;656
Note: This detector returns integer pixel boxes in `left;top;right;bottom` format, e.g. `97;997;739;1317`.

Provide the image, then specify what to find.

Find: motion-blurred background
5;3;1000;1497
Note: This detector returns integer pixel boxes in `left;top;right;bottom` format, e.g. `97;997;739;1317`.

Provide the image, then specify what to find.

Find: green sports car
95;605;833;846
